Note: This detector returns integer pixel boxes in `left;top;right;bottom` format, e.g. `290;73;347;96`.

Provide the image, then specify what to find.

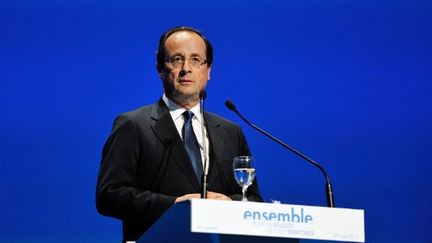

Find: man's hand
175;191;232;203
206;191;232;201
175;193;201;203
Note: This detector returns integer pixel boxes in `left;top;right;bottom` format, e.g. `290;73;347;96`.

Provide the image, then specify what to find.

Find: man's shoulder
115;101;163;123
122;104;154;117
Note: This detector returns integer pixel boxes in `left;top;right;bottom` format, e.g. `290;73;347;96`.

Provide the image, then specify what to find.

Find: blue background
1;1;431;242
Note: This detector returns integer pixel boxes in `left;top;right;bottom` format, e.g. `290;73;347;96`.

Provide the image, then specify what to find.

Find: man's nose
180;60;192;75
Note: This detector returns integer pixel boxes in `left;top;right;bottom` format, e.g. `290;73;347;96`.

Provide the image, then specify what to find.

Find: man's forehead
164;31;206;53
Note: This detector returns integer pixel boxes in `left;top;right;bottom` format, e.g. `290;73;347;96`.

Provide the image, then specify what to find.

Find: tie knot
183;110;194;122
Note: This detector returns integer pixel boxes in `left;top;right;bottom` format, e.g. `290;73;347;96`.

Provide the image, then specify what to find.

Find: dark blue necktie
182;111;203;183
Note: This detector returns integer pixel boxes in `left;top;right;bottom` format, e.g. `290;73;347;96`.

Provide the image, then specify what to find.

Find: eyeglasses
166;56;207;69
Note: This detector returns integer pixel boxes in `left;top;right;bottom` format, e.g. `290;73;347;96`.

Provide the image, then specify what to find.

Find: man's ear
207;66;211;80
156;63;161;74
156;63;164;80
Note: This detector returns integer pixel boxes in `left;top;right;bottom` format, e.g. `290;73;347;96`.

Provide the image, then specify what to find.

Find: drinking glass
233;156;256;201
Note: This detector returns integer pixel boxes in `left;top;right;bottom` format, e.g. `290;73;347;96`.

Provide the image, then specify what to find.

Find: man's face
158;31;211;107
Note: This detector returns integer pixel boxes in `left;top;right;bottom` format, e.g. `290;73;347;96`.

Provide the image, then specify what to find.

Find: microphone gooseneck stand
200;91;208;199
225;100;335;207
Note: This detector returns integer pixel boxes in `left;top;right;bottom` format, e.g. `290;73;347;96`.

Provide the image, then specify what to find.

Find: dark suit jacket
96;99;262;242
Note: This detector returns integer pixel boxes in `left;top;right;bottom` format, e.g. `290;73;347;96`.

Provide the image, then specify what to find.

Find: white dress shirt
162;94;210;174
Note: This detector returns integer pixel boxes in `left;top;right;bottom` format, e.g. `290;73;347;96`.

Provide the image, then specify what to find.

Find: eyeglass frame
165;55;208;69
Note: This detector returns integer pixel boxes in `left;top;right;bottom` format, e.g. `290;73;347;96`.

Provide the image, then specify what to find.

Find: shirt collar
162;93;202;123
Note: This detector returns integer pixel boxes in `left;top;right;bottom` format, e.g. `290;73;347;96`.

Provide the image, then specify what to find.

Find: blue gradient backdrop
1;1;431;242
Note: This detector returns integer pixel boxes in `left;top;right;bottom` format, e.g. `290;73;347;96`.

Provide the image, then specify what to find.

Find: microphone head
225;100;236;111
199;90;207;100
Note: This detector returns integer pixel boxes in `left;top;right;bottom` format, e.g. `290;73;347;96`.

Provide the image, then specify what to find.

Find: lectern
138;200;364;243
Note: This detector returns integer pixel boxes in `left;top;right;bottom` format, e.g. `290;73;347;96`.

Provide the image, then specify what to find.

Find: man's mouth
179;79;193;84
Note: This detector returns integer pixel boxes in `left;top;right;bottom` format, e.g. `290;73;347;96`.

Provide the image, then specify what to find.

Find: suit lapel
205;113;227;186
150;100;201;190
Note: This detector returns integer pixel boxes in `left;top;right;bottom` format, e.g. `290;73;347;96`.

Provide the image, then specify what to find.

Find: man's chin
170;92;199;106
175;90;199;99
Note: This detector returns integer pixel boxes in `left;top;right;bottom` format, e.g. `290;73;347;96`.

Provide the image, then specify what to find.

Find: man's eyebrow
168;53;185;57
167;52;205;58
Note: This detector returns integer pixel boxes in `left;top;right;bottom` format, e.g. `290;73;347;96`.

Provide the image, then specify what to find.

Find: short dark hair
156;26;214;69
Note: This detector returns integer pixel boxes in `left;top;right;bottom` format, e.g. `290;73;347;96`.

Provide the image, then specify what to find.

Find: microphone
225;100;335;207
199;90;208;199
199;90;207;100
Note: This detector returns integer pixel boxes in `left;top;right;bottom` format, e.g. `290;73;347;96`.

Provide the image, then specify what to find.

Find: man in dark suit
96;26;262;242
